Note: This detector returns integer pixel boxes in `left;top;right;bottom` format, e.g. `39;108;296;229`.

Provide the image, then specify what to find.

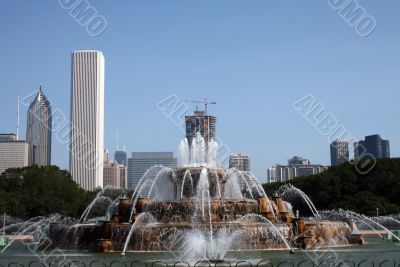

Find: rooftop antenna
190;98;216;115
16;96;20;140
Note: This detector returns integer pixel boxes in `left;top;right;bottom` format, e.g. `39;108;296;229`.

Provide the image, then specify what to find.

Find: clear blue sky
0;1;399;181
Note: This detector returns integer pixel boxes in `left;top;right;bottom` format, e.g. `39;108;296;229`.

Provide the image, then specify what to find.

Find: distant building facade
26;87;52;166
288;156;310;166
354;134;390;159
185;111;216;145
0;134;17;141
103;160;121;189
119;164;128;189
0;136;30;174
229;154;250;171
267;156;327;183
128;152;177;190
114;150;127;166
330;139;349;166
69;50;105;191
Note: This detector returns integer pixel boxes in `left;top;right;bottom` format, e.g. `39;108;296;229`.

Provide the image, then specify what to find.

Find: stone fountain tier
143;199;260;223
133;197;277;224
172;167;231;182
48;220;293;251
295;220;364;249
47;219;362;252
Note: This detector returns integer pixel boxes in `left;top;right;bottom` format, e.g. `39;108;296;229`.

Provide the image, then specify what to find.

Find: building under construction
185;110;216;145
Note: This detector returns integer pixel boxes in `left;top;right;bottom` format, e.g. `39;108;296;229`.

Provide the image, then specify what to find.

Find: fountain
43;132;364;262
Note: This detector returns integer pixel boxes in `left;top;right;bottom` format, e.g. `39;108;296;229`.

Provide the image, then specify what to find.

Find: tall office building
104;149;109;162
229;154;250;171
128;152;177;190
185;111;216;145
69;50;105;191
354;134;390;159
0;134;30;174
330;139;349;166
103;160;121;189
119;164;128;189
114;150;127;166
26;87;52;166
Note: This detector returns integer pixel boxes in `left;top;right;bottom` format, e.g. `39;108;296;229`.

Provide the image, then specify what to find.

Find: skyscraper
69;50;105;191
119;164;128;189
185;110;216;145
114;150;127;166
127;152;177;190
330;139;349;166
229;154;250;171
103;160;121;189
26;87;52;166
354;134;390;159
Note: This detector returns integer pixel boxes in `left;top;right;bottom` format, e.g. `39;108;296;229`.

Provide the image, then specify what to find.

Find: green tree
0;165;95;219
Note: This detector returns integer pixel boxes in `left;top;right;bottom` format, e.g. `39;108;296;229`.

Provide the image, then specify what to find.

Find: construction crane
190;98;216;115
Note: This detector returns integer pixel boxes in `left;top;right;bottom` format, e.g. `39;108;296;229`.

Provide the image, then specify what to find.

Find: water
177;228;243;264
345;211;400;242
1;236;399;266
122;213;157;255
277;184;319;218
236;214;292;250
178;132;219;168
79;186;123;222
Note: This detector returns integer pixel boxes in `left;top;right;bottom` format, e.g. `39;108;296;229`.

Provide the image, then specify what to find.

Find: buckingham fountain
45;129;364;262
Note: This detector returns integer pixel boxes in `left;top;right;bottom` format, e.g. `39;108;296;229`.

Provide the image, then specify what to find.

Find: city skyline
0;1;399;181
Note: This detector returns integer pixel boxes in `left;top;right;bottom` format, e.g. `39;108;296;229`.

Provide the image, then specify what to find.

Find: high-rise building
26;87;52;166
103;160;121;189
229;154;250;171
267;158;327;183
69;50;105;191
185;111;216;145
119;164;128;189
354;134;390;159
128;152;177;190
0;136;30;174
104;149;109;162
114;150;127;166
330;139;349;166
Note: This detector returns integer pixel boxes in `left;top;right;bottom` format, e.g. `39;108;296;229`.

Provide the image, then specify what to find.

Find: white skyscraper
69;50;104;191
